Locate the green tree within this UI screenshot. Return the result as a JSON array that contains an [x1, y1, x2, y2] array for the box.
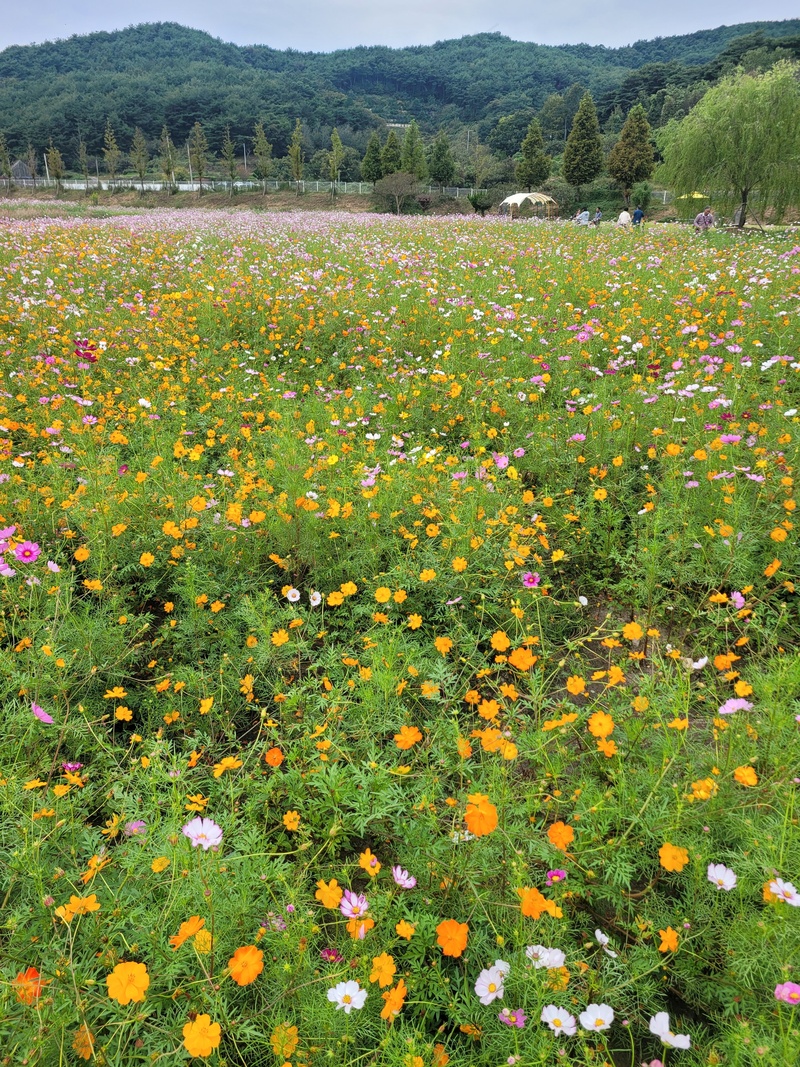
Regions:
[[46, 141, 64, 193], [103, 119, 122, 186], [360, 130, 383, 183], [25, 143, 38, 188], [563, 92, 604, 196], [538, 94, 566, 144], [0, 133, 11, 189], [130, 127, 150, 192], [188, 121, 210, 192], [159, 125, 176, 189], [381, 129, 402, 176], [607, 104, 655, 206], [252, 121, 273, 194], [373, 171, 419, 215], [77, 138, 90, 193], [487, 111, 534, 157], [661, 61, 800, 227], [401, 120, 427, 181], [288, 118, 304, 192], [516, 119, 551, 191], [221, 126, 237, 195], [328, 127, 345, 195], [428, 130, 456, 190]]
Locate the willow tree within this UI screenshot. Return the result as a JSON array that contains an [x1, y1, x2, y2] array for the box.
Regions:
[[661, 62, 800, 228]]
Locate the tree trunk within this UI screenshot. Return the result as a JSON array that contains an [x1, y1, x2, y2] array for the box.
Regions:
[[737, 188, 748, 228]]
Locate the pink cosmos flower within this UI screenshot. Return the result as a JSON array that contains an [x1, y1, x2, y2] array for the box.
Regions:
[[707, 863, 737, 891], [521, 571, 541, 588], [546, 869, 566, 886], [181, 816, 223, 851], [392, 865, 416, 888], [32, 702, 54, 724], [498, 1007, 527, 1028], [769, 879, 800, 906], [775, 982, 800, 1005], [718, 698, 752, 715], [339, 890, 369, 920]]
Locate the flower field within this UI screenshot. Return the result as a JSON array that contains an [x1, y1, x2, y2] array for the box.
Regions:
[[1, 206, 799, 1066]]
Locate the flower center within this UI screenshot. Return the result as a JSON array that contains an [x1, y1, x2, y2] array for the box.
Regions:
[[554, 1018, 562, 1028], [343, 995, 351, 1004], [488, 983, 496, 992], [595, 1017, 604, 1027]]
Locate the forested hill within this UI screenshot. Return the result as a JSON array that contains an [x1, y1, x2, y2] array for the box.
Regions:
[[1, 19, 799, 159]]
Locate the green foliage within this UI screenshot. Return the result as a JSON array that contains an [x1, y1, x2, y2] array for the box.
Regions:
[[188, 120, 210, 189], [381, 129, 402, 176], [427, 129, 456, 188], [0, 132, 10, 182], [563, 92, 604, 192], [288, 118, 304, 186], [487, 110, 534, 157], [158, 124, 176, 186], [45, 141, 64, 191], [660, 61, 800, 226], [515, 118, 551, 191], [401, 120, 428, 182], [252, 120, 273, 191], [360, 130, 383, 183], [606, 103, 655, 205], [328, 127, 345, 191], [129, 126, 150, 190], [102, 118, 121, 182]]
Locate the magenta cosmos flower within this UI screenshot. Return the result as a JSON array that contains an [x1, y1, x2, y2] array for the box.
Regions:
[[14, 541, 41, 564], [181, 816, 223, 850]]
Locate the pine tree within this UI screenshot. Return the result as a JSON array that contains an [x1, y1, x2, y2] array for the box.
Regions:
[[288, 119, 304, 192], [361, 131, 383, 183], [516, 119, 551, 191], [46, 141, 64, 193], [188, 121, 210, 192], [158, 126, 176, 188], [401, 120, 427, 181], [563, 92, 604, 196], [103, 119, 121, 186], [381, 130, 402, 176], [252, 121, 273, 195], [221, 126, 237, 195], [607, 104, 655, 206], [328, 127, 345, 195], [428, 130, 456, 190], [130, 127, 150, 192]]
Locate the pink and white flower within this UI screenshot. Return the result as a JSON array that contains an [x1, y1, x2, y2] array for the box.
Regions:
[[541, 1004, 576, 1036], [392, 865, 416, 888], [327, 980, 367, 1013], [769, 878, 800, 906], [526, 945, 565, 969], [707, 863, 737, 891], [181, 816, 223, 851], [649, 1012, 691, 1049], [579, 1003, 615, 1031], [339, 889, 369, 919], [475, 964, 505, 1005]]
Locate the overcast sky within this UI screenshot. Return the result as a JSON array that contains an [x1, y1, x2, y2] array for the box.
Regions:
[[1, 1, 797, 54]]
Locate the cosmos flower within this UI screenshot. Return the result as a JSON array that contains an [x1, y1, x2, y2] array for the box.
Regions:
[[181, 817, 223, 851]]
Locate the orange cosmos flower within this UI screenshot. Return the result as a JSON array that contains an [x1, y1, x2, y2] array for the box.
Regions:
[[395, 920, 415, 939], [394, 725, 422, 750], [587, 711, 615, 738], [265, 747, 284, 767], [464, 793, 498, 836], [659, 843, 689, 872], [369, 952, 396, 987], [170, 916, 205, 950], [517, 886, 562, 919], [622, 621, 644, 641], [72, 1023, 95, 1060], [13, 967, 48, 1004], [434, 636, 453, 655], [381, 978, 408, 1020], [182, 1014, 222, 1058], [436, 919, 469, 957], [359, 848, 381, 877], [282, 810, 300, 830], [547, 821, 574, 851], [270, 1023, 299, 1058], [565, 675, 586, 695], [106, 961, 150, 1004], [659, 926, 679, 952], [490, 630, 511, 651], [734, 765, 758, 787], [228, 945, 264, 986], [508, 645, 536, 671], [315, 879, 343, 908]]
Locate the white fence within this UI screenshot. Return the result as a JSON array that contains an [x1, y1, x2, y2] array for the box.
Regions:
[[5, 177, 486, 198]]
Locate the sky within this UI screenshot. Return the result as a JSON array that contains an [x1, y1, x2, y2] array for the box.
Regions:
[[1, 0, 797, 54]]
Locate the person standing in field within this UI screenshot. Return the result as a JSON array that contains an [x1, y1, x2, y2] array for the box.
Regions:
[[694, 206, 714, 232], [633, 205, 644, 226], [617, 208, 632, 228]]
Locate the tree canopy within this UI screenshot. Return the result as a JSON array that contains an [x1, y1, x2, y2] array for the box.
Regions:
[[563, 92, 603, 192], [607, 104, 655, 205], [660, 61, 800, 226]]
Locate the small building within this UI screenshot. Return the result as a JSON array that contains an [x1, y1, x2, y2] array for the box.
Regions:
[[500, 192, 558, 218], [11, 160, 32, 180]]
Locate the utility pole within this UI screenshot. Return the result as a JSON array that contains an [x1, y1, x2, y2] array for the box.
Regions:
[[243, 142, 247, 174], [187, 144, 193, 184]]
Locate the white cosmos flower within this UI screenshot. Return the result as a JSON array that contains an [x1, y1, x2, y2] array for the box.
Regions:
[[540, 1004, 576, 1036], [579, 1003, 614, 1031], [769, 878, 800, 905], [474, 965, 505, 1005], [308, 591, 322, 607], [649, 1011, 691, 1049], [327, 980, 367, 1013], [493, 958, 511, 976], [595, 929, 618, 958], [526, 945, 566, 969], [285, 587, 301, 603], [707, 863, 737, 891]]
